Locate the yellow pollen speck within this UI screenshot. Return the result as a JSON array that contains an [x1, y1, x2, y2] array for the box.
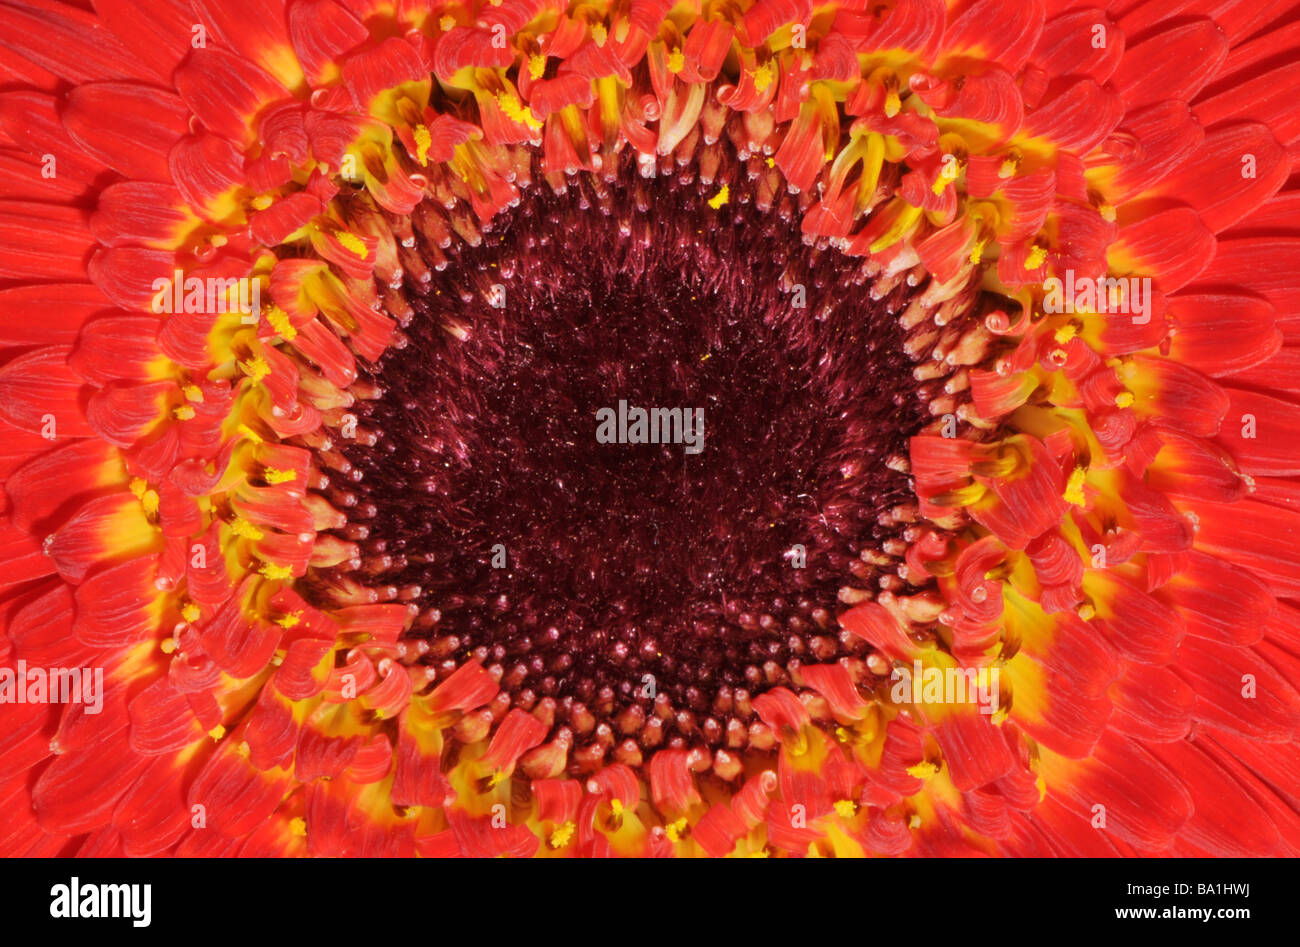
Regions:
[[290, 817, 308, 837], [907, 761, 939, 780], [182, 385, 203, 404], [266, 305, 296, 341], [666, 48, 685, 73], [439, 15, 455, 30], [1098, 202, 1116, 222], [592, 22, 607, 46], [1053, 323, 1078, 344], [240, 356, 270, 383], [833, 799, 856, 819], [884, 89, 901, 117], [834, 726, 852, 743], [488, 769, 508, 788], [412, 124, 431, 166], [250, 194, 274, 211], [665, 817, 688, 842], [230, 518, 265, 541], [969, 239, 986, 265], [1024, 244, 1048, 269], [550, 822, 575, 848], [529, 54, 546, 80], [753, 63, 774, 92], [337, 230, 369, 258], [909, 814, 922, 829], [708, 185, 729, 209], [610, 798, 625, 816], [999, 155, 1020, 178], [1064, 466, 1088, 507], [160, 638, 177, 654], [766, 157, 775, 168], [264, 467, 297, 484], [496, 91, 541, 129], [1078, 603, 1096, 621], [140, 489, 159, 516], [173, 404, 196, 420], [1115, 391, 1135, 408], [260, 562, 294, 581], [276, 611, 302, 629], [129, 477, 147, 499], [208, 725, 226, 741], [180, 602, 201, 623]]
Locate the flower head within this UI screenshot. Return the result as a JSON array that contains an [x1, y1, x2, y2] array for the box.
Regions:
[[1, 0, 1298, 858]]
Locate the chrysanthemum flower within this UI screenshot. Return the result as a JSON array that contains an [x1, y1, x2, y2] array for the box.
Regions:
[[1, 0, 1298, 859]]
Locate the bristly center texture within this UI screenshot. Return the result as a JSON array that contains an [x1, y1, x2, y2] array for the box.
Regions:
[[323, 151, 932, 755]]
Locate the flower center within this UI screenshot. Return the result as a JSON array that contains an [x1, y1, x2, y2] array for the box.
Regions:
[[311, 147, 966, 768]]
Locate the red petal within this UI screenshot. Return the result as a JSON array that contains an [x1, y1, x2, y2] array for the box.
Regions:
[[1195, 61, 1300, 146], [1016, 656, 1110, 756], [928, 710, 1015, 791], [188, 744, 292, 836], [1111, 19, 1226, 112], [288, 0, 368, 84], [127, 677, 205, 755], [693, 804, 747, 857], [0, 345, 92, 437], [90, 182, 192, 249], [1188, 237, 1300, 342], [1029, 9, 1122, 83], [1112, 208, 1215, 293], [174, 48, 288, 144], [45, 492, 151, 583], [0, 518, 53, 590], [1125, 355, 1228, 437], [192, 0, 305, 90], [428, 658, 498, 713], [0, 202, 92, 282], [482, 708, 547, 771], [839, 600, 920, 660], [73, 557, 159, 647], [1216, 387, 1300, 477], [91, 0, 193, 84], [1176, 635, 1300, 741], [63, 82, 189, 182], [1146, 740, 1279, 855], [1110, 663, 1194, 742], [0, 0, 156, 84], [1166, 293, 1279, 376], [1152, 124, 1288, 232], [1191, 497, 1300, 597], [33, 732, 149, 834], [86, 247, 176, 311], [1047, 734, 1191, 850], [68, 315, 163, 385], [648, 748, 701, 813], [85, 381, 170, 448], [1108, 101, 1203, 201], [0, 285, 115, 349], [112, 754, 193, 856], [941, 0, 1044, 73], [1088, 571, 1185, 665]]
